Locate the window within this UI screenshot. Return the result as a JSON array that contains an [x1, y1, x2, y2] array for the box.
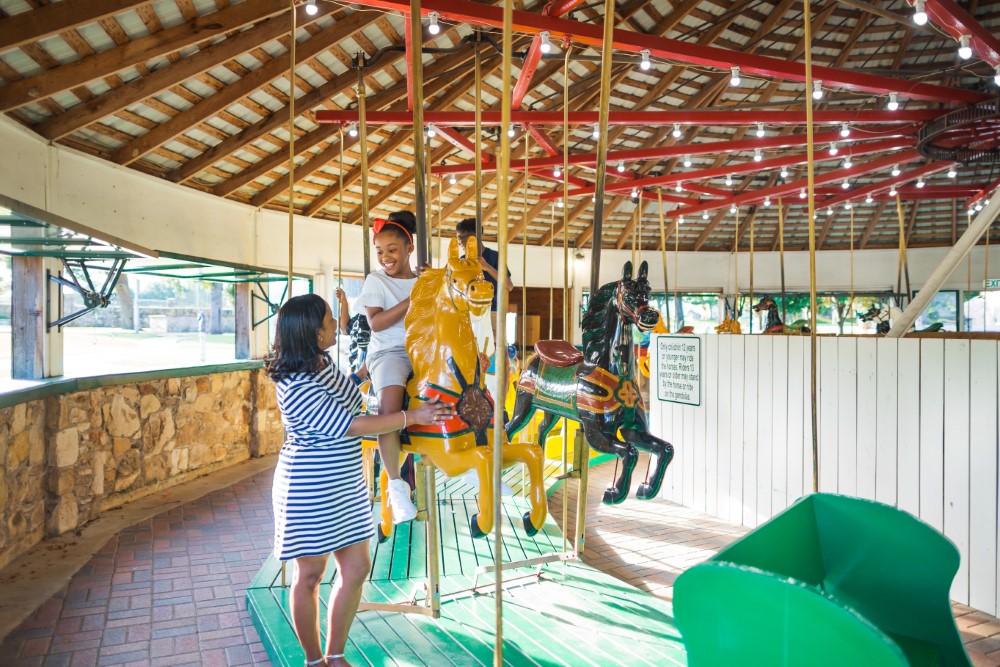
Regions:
[[912, 290, 958, 332], [650, 293, 720, 334], [962, 291, 1000, 332]]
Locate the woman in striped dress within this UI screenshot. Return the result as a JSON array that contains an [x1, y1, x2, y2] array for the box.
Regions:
[[266, 294, 454, 667]]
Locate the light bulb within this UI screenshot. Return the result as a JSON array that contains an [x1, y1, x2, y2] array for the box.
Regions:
[[557, 199, 564, 208], [976, 202, 983, 211], [813, 80, 823, 100], [702, 211, 709, 220], [754, 148, 762, 162], [631, 188, 639, 199], [679, 215, 685, 225], [539, 31, 551, 54], [725, 174, 733, 186], [780, 166, 789, 179], [730, 66, 741, 87], [799, 188, 806, 199], [913, 0, 928, 25], [841, 180, 850, 190], [428, 11, 440, 34], [891, 164, 901, 176], [843, 156, 853, 169], [449, 174, 457, 185], [591, 195, 596, 202], [845, 202, 852, 210], [829, 142, 839, 156], [827, 207, 833, 216], [617, 160, 625, 173], [640, 49, 651, 71], [756, 122, 765, 138], [887, 92, 899, 111], [683, 154, 692, 167], [840, 122, 851, 138], [889, 186, 897, 196], [347, 121, 358, 137], [764, 196, 771, 207], [672, 123, 682, 138], [553, 167, 561, 178], [306, 0, 318, 16], [866, 193, 873, 204], [958, 35, 972, 60], [592, 124, 599, 139], [730, 204, 738, 214], [916, 178, 925, 188], [675, 182, 683, 193], [995, 66, 1000, 86], [427, 124, 436, 138], [969, 207, 975, 215], [948, 166, 957, 178]]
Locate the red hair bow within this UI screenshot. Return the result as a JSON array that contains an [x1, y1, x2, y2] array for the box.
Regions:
[[372, 217, 412, 242]]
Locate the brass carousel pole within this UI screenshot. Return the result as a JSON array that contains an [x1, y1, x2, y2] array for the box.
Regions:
[[657, 189, 671, 332], [410, 1, 429, 268], [474, 31, 484, 247], [357, 62, 372, 276], [803, 0, 820, 493], [493, 1, 514, 663], [576, 0, 615, 558]]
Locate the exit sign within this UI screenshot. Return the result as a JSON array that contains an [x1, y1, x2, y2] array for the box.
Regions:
[[986, 279, 1000, 290]]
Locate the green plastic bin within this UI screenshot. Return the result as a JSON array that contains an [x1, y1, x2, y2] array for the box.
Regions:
[[674, 493, 971, 667]]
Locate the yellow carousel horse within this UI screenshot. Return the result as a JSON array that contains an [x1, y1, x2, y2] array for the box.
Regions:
[[377, 237, 547, 540]]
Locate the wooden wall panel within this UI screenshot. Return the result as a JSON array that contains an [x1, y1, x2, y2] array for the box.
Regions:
[[716, 336, 733, 520], [786, 337, 806, 504], [705, 336, 719, 517], [819, 338, 839, 493], [856, 338, 878, 500], [742, 337, 759, 527], [729, 336, 745, 525], [837, 337, 858, 498], [943, 340, 971, 602], [756, 336, 774, 527], [968, 342, 998, 615], [897, 339, 922, 518], [770, 337, 789, 515], [874, 338, 898, 506], [919, 339, 945, 532]]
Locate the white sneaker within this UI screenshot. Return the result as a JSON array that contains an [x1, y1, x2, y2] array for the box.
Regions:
[[386, 478, 417, 524], [459, 469, 514, 496]]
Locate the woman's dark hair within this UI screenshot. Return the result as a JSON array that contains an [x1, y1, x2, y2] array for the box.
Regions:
[[264, 293, 328, 380], [376, 209, 417, 244]]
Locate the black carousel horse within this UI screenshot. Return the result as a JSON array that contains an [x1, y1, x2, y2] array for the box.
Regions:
[[858, 304, 944, 335], [347, 313, 371, 372], [506, 260, 674, 505]]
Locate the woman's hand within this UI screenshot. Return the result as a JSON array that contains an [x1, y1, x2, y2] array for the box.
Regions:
[[406, 396, 455, 426]]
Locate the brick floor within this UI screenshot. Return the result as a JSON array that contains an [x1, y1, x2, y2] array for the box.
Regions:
[[2, 458, 998, 666]]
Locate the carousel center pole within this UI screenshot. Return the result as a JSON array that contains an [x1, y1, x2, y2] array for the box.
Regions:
[[493, 1, 514, 663]]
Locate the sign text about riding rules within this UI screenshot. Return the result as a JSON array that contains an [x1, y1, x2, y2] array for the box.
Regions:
[[656, 335, 701, 406]]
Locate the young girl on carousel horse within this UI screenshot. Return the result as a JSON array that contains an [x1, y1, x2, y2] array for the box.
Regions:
[[356, 210, 421, 525]]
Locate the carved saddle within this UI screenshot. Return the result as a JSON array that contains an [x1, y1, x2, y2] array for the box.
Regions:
[[535, 339, 583, 367]]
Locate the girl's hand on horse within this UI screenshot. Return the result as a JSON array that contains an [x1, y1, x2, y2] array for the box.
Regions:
[[406, 396, 455, 426]]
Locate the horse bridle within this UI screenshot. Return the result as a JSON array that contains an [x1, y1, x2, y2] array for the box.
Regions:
[[616, 280, 657, 332]]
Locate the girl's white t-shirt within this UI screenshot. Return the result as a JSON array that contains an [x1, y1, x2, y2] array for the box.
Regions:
[[357, 270, 417, 356]]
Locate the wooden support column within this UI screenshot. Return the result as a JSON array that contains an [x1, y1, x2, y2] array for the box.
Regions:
[[235, 282, 253, 360], [12, 256, 63, 379]]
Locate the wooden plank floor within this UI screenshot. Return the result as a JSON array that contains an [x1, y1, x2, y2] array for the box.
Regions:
[[247, 458, 687, 666]]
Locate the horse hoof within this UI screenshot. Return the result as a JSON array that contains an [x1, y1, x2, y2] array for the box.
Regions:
[[636, 483, 655, 500], [522, 511, 539, 537], [376, 524, 390, 544], [469, 514, 486, 539], [602, 487, 627, 505]]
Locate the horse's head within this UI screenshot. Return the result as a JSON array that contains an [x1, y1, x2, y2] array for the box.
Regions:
[[753, 296, 776, 313], [857, 305, 881, 322], [616, 260, 659, 331], [445, 237, 493, 317]]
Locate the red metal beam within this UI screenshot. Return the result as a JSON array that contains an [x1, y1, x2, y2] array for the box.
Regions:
[[663, 149, 928, 218], [525, 123, 634, 181], [817, 163, 952, 210], [965, 176, 1000, 208], [511, 0, 585, 109], [921, 0, 1000, 66], [316, 109, 940, 128], [536, 136, 915, 199], [435, 126, 492, 164], [435, 125, 919, 176], [350, 0, 987, 103]]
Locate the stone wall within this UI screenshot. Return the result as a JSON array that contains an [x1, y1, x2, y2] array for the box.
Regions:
[[0, 367, 281, 571]]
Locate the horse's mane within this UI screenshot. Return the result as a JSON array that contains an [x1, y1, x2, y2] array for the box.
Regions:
[[405, 268, 445, 375], [581, 280, 617, 357]]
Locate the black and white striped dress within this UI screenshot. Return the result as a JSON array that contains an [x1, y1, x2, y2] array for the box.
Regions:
[[272, 359, 375, 560]]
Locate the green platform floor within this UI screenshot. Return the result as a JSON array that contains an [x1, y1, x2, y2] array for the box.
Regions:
[[247, 459, 687, 666]]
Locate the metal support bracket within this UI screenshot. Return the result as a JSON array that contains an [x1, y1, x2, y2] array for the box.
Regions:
[[47, 257, 127, 330], [251, 280, 286, 329]]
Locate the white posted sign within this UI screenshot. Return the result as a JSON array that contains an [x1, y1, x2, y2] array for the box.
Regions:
[[655, 335, 701, 406]]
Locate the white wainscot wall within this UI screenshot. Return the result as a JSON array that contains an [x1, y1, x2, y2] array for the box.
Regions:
[[650, 334, 1000, 616]]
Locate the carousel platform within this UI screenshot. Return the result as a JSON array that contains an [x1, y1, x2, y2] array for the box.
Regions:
[[246, 457, 687, 666]]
